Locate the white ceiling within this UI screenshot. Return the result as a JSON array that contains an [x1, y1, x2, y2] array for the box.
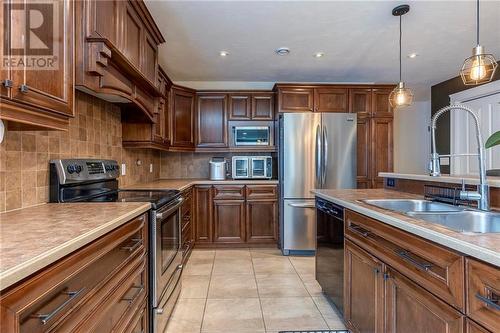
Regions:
[[145, 0, 500, 100]]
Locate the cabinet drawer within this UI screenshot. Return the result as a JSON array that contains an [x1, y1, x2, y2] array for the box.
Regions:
[[245, 185, 277, 199], [466, 258, 500, 332], [213, 185, 245, 200], [345, 210, 465, 310], [0, 214, 147, 333]]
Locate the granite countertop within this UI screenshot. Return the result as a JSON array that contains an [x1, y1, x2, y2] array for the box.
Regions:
[[124, 178, 279, 191], [0, 202, 151, 291], [312, 188, 500, 267], [380, 172, 500, 188]]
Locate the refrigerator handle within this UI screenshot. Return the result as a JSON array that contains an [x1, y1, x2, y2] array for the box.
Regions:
[[322, 125, 328, 187], [315, 124, 322, 188]]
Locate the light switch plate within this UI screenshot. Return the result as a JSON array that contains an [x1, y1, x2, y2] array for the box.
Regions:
[[121, 163, 126, 176], [149, 164, 153, 173]]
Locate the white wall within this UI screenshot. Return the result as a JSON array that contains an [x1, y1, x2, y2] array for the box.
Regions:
[[393, 100, 432, 174]]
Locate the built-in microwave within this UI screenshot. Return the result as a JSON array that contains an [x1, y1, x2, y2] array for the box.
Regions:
[[232, 156, 272, 179], [234, 126, 270, 146]]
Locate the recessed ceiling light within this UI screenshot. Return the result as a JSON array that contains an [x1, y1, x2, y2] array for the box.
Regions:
[[275, 47, 290, 56], [314, 52, 325, 58], [219, 51, 229, 57], [407, 52, 418, 58]]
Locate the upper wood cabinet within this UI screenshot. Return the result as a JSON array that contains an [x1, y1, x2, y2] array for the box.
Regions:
[[277, 87, 314, 112], [170, 86, 196, 149], [229, 94, 252, 120], [196, 94, 228, 148], [121, 2, 143, 70], [251, 93, 274, 120], [0, 0, 74, 130], [349, 89, 372, 117], [371, 88, 394, 117], [314, 88, 348, 112], [228, 92, 274, 120]]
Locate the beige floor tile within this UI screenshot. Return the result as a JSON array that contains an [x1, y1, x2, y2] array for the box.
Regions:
[[260, 297, 328, 331], [256, 273, 309, 297], [252, 257, 295, 275], [189, 249, 216, 260], [201, 298, 265, 332], [165, 298, 205, 333], [215, 248, 251, 260], [250, 248, 283, 258], [290, 256, 316, 277], [212, 258, 254, 275], [183, 258, 214, 276], [208, 274, 258, 299], [302, 278, 323, 296], [312, 295, 346, 330], [180, 275, 210, 299]]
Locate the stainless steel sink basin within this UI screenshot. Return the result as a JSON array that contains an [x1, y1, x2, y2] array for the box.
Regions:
[[406, 211, 500, 233], [362, 199, 463, 213]]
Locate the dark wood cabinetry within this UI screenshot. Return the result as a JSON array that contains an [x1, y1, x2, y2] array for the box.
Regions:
[[0, 0, 74, 130], [170, 86, 196, 149], [314, 88, 349, 112], [246, 200, 278, 243], [194, 186, 213, 244], [213, 200, 246, 243], [356, 117, 371, 189], [196, 94, 228, 148], [229, 94, 252, 120], [181, 187, 194, 261], [370, 117, 393, 188], [228, 93, 274, 120], [252, 93, 274, 120], [277, 87, 314, 112]]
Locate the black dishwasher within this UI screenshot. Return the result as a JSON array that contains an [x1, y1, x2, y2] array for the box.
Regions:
[[315, 197, 345, 315]]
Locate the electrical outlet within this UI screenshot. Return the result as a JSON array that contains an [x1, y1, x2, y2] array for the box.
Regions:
[[149, 163, 153, 173], [121, 163, 126, 176]]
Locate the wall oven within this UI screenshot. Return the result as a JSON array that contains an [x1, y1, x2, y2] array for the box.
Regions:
[[234, 126, 270, 146]]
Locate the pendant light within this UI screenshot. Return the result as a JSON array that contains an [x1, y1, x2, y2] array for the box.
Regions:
[[389, 4, 413, 108], [460, 0, 497, 85]]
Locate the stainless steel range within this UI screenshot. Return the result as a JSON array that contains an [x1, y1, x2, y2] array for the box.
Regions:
[[49, 159, 183, 333]]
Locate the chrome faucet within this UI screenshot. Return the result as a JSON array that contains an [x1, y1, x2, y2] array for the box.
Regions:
[[429, 103, 490, 211]]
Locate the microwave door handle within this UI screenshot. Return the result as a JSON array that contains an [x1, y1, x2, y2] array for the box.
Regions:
[[322, 126, 328, 187], [315, 124, 322, 188]]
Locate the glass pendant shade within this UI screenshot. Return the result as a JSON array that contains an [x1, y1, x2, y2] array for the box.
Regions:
[[389, 82, 414, 108], [460, 46, 498, 85]]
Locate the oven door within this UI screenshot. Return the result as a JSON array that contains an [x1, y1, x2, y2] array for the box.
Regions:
[[152, 196, 183, 307], [232, 158, 250, 179]]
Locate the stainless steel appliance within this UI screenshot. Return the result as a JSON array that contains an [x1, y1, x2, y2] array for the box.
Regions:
[[316, 197, 345, 314], [279, 113, 356, 255], [49, 159, 183, 333], [234, 126, 270, 146], [209, 157, 227, 180], [232, 156, 272, 179]]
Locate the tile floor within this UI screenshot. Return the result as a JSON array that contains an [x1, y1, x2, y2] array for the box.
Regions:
[[165, 248, 346, 333]]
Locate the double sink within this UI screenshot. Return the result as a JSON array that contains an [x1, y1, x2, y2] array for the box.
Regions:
[[361, 199, 500, 234]]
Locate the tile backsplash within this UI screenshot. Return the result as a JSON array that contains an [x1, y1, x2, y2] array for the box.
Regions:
[[0, 91, 161, 212]]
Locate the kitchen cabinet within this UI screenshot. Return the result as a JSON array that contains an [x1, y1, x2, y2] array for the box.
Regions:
[[277, 87, 314, 112], [0, 214, 148, 333], [251, 93, 274, 120], [0, 0, 74, 131], [229, 94, 252, 120], [196, 94, 228, 148], [181, 187, 194, 261], [170, 86, 196, 149], [246, 199, 278, 243], [371, 89, 393, 117], [385, 267, 465, 333], [344, 240, 384, 333], [370, 117, 394, 188], [356, 117, 371, 189], [228, 93, 274, 120], [314, 88, 349, 112], [194, 186, 213, 243], [213, 200, 246, 243], [349, 89, 372, 117], [467, 319, 492, 333]]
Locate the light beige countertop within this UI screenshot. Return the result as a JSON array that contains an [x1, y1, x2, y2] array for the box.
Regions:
[[312, 189, 500, 267], [0, 202, 151, 291], [124, 178, 279, 191], [379, 172, 500, 188]]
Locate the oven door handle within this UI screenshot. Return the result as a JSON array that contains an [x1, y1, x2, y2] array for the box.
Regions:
[[156, 197, 184, 219]]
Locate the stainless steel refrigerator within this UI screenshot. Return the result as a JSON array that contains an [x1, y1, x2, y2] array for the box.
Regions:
[[279, 112, 357, 255]]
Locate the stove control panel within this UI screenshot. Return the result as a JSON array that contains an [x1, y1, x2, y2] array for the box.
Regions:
[[50, 159, 120, 184]]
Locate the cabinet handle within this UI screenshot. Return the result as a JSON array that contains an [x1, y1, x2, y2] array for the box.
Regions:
[[19, 84, 29, 93], [476, 293, 500, 311], [31, 288, 85, 324], [395, 249, 432, 272], [121, 284, 144, 304], [121, 238, 142, 252], [2, 79, 13, 88], [348, 223, 372, 238], [373, 267, 380, 274]]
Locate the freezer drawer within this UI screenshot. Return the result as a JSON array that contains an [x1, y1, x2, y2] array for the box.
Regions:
[[283, 199, 316, 253]]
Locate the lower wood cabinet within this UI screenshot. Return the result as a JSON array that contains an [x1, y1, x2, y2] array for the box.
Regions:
[[246, 200, 278, 243], [213, 200, 246, 243], [194, 186, 213, 244], [181, 187, 194, 261]]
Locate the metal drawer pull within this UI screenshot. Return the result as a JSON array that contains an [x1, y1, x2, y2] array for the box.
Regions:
[[177, 264, 183, 270], [288, 203, 315, 209], [349, 224, 371, 237], [121, 284, 144, 304], [2, 79, 13, 88], [476, 293, 500, 311], [19, 84, 29, 93], [121, 238, 142, 252], [31, 288, 85, 324], [396, 249, 432, 271]]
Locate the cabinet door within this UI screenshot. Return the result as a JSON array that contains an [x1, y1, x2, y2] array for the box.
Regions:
[[228, 94, 251, 120], [344, 240, 384, 333], [213, 200, 245, 243], [171, 87, 195, 148], [357, 117, 371, 189], [153, 98, 165, 144], [371, 89, 393, 117], [194, 186, 213, 243], [466, 319, 491, 333], [370, 117, 393, 188], [278, 88, 314, 112], [385, 267, 465, 333], [85, 0, 118, 46], [252, 93, 274, 120], [121, 2, 142, 70], [142, 31, 158, 85], [10, 0, 74, 116], [314, 88, 348, 112], [196, 94, 228, 147], [246, 200, 277, 243], [350, 89, 372, 117]]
